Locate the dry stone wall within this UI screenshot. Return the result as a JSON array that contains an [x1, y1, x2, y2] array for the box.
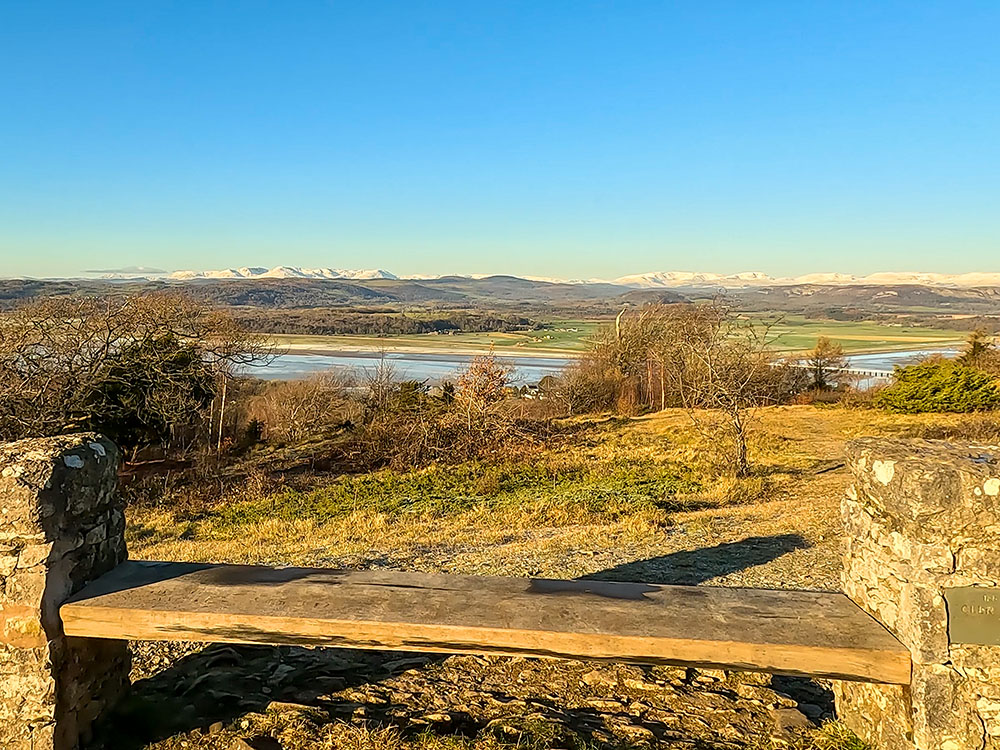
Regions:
[[0, 434, 130, 750], [837, 437, 1000, 750]]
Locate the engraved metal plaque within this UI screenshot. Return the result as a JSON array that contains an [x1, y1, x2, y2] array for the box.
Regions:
[[945, 587, 1000, 645]]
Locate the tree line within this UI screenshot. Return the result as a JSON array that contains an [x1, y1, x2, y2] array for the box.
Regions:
[[233, 308, 539, 336], [8, 292, 995, 484], [0, 293, 540, 473], [0, 294, 855, 479]]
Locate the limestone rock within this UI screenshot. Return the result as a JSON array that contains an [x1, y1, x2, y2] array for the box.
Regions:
[[840, 438, 1000, 750], [0, 434, 129, 750]]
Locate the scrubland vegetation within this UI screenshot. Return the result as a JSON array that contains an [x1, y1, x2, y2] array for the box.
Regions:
[[3, 290, 1000, 750], [874, 330, 1000, 413], [147, 703, 869, 750], [3, 291, 999, 571]]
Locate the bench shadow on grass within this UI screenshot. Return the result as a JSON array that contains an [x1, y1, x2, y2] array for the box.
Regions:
[[87, 533, 814, 750], [583, 533, 811, 586]]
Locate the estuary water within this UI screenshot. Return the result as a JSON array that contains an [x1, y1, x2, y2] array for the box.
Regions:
[[242, 346, 961, 385], [245, 350, 575, 384], [843, 347, 960, 374]]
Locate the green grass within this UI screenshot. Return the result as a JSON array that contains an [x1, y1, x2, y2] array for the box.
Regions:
[[271, 315, 965, 358], [208, 457, 701, 530], [758, 314, 965, 354], [271, 319, 603, 355]]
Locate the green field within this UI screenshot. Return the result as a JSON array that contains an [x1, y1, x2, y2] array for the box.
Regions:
[[763, 315, 966, 353], [271, 319, 605, 355], [270, 316, 967, 357]]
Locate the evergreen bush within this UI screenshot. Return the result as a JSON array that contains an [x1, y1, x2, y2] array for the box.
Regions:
[[876, 361, 1000, 413]]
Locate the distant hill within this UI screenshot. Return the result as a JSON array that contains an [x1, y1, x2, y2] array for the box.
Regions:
[[400, 275, 644, 303], [612, 270, 1000, 289], [0, 276, 651, 309], [159, 266, 1000, 290], [729, 283, 1000, 315], [168, 266, 398, 281], [2, 277, 997, 323]]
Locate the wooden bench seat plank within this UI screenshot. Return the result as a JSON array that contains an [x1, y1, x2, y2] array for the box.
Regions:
[[60, 561, 911, 684]]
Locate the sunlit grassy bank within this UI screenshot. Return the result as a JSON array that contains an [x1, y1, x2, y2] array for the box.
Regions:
[[764, 315, 965, 353], [128, 405, 988, 579], [271, 319, 603, 356]]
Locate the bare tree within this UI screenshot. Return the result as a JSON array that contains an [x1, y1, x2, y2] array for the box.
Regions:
[[0, 293, 272, 453], [592, 301, 729, 413], [576, 301, 791, 476], [669, 309, 781, 478], [958, 330, 1000, 376], [600, 303, 672, 412]]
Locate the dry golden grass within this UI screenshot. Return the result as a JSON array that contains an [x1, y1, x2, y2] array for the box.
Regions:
[[127, 404, 984, 586]]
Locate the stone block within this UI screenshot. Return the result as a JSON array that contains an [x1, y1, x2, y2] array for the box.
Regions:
[[911, 663, 986, 750], [0, 434, 130, 750], [896, 583, 950, 664], [840, 438, 1000, 750], [834, 680, 914, 750], [958, 547, 1000, 582], [846, 438, 1000, 545]]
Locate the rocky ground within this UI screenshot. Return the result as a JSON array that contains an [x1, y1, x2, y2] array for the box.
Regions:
[[89, 641, 842, 750]]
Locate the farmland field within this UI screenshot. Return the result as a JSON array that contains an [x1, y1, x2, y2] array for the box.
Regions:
[[268, 315, 966, 358], [762, 315, 966, 353], [270, 319, 604, 355]]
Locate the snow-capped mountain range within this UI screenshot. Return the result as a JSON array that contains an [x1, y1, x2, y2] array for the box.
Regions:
[[610, 270, 1000, 288], [150, 266, 1000, 289], [167, 266, 399, 281]]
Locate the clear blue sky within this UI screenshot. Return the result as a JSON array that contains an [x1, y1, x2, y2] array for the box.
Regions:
[[2, 1, 998, 279]]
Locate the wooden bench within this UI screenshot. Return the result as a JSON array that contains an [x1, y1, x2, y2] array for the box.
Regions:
[[60, 560, 911, 685]]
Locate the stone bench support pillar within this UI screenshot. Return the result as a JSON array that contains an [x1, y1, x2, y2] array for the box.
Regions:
[[837, 438, 1000, 750], [1, 434, 130, 750]]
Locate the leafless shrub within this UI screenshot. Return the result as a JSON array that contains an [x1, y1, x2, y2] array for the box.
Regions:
[[247, 371, 357, 443], [455, 350, 513, 429], [350, 350, 539, 470], [362, 350, 399, 419], [551, 355, 623, 415]]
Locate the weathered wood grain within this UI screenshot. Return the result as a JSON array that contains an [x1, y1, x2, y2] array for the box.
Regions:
[[60, 561, 911, 684]]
